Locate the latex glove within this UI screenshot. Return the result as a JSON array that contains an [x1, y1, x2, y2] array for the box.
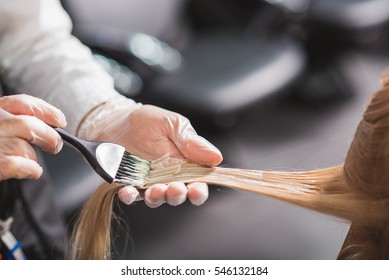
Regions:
[[0, 94, 66, 180], [78, 95, 223, 207]]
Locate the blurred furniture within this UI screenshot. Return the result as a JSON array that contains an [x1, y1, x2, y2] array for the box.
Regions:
[[147, 35, 305, 122], [308, 0, 389, 41]]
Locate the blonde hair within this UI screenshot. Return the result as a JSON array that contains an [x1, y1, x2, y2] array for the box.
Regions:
[[70, 76, 389, 260]]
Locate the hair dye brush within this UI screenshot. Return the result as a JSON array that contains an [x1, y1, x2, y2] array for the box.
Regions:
[[54, 128, 150, 187]]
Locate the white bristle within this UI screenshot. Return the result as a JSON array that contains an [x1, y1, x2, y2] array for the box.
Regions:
[[114, 151, 151, 188]]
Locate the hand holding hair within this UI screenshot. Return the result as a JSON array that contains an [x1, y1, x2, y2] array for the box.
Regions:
[[77, 95, 223, 208], [71, 73, 389, 259]]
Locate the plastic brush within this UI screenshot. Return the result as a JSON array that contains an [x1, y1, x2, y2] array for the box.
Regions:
[[54, 128, 150, 188]]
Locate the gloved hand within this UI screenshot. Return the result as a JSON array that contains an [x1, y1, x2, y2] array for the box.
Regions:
[[78, 95, 223, 207], [0, 94, 66, 180]]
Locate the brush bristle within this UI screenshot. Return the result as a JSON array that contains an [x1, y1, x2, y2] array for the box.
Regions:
[[114, 151, 151, 188]]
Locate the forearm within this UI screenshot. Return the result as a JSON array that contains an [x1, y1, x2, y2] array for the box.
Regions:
[[0, 0, 125, 134]]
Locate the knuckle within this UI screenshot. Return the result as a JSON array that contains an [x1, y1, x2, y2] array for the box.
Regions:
[[145, 184, 166, 205], [13, 114, 27, 126], [0, 137, 14, 152], [13, 115, 59, 153], [14, 138, 37, 159], [0, 117, 11, 132], [14, 116, 35, 141], [50, 140, 60, 154]]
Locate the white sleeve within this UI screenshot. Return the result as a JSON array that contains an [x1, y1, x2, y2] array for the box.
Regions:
[[0, 0, 130, 134]]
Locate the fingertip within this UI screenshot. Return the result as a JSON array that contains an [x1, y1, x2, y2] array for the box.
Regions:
[[166, 182, 188, 206], [56, 109, 67, 128], [118, 186, 139, 205], [44, 130, 64, 155], [21, 160, 43, 180], [54, 138, 64, 154], [188, 182, 209, 206], [144, 184, 167, 208], [205, 150, 223, 166], [49, 112, 67, 129], [24, 160, 43, 180], [182, 136, 223, 166], [48, 107, 67, 128], [191, 148, 223, 166], [32, 164, 43, 179]]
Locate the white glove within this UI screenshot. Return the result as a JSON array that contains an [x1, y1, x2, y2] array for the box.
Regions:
[[78, 95, 223, 207]]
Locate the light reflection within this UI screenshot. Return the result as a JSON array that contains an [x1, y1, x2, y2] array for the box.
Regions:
[[93, 53, 143, 96], [127, 33, 182, 72]]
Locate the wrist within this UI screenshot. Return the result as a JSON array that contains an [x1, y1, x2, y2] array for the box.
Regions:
[[77, 95, 142, 140]]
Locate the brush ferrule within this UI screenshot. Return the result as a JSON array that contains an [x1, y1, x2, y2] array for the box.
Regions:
[[96, 143, 126, 181]]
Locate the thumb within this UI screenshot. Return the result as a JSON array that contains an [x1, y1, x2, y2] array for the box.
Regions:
[[168, 115, 223, 166]]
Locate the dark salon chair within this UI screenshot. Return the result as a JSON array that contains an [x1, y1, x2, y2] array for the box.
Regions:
[[294, 0, 389, 103], [62, 0, 389, 123], [267, 0, 389, 33], [146, 35, 305, 125], [308, 0, 389, 39]]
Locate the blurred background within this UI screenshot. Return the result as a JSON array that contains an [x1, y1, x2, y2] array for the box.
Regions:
[[44, 0, 389, 259]]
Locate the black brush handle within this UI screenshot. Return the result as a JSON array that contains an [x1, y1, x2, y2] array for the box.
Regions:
[[54, 127, 99, 154], [54, 128, 94, 152], [54, 127, 114, 183]]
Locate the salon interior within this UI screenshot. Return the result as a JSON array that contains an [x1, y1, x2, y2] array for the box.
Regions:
[[44, 0, 389, 259]]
